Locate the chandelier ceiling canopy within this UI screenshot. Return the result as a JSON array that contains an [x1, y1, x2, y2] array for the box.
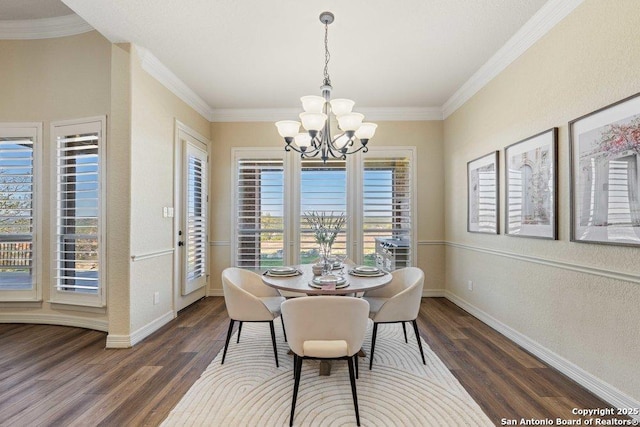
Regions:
[[275, 11, 377, 163]]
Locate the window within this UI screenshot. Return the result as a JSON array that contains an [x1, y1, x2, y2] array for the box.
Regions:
[[232, 148, 415, 270], [299, 159, 347, 264], [362, 152, 414, 267], [0, 123, 41, 301], [233, 153, 287, 269], [51, 117, 106, 307]]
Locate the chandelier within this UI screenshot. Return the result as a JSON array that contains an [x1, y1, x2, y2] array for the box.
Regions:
[[275, 11, 377, 163]]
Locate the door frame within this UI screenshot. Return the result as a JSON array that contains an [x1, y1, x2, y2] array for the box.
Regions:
[[173, 120, 210, 314]]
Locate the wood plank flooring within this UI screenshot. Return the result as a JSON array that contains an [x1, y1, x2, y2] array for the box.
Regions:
[[0, 297, 627, 426]]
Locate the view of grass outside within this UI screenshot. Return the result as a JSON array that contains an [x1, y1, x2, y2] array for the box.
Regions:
[[0, 136, 34, 290]]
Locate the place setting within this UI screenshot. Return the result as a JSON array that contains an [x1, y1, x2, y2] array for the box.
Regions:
[[262, 266, 302, 277], [348, 265, 386, 277]]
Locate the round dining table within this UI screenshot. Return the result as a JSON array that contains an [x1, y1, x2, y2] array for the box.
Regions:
[[261, 262, 392, 376], [261, 263, 392, 295]]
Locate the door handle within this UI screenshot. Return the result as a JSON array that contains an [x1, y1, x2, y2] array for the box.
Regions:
[[178, 241, 184, 247]]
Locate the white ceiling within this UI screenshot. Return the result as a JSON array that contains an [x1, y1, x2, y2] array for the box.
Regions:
[[3, 0, 579, 119]]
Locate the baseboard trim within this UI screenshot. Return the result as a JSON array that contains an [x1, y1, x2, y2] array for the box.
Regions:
[[445, 291, 640, 417], [423, 289, 446, 297], [106, 311, 175, 348], [0, 313, 108, 332]]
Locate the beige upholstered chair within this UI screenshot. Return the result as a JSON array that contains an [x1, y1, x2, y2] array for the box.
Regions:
[[221, 267, 286, 367], [363, 266, 425, 370], [281, 296, 369, 427]]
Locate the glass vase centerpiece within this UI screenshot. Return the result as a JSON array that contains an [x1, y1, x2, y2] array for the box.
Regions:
[[304, 211, 346, 275]]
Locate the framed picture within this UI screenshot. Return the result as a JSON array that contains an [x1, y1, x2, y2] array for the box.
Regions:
[[467, 151, 499, 234], [505, 128, 558, 239], [570, 92, 640, 246]]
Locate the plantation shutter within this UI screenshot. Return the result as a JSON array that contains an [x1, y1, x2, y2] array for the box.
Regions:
[[236, 158, 284, 268], [0, 135, 35, 290], [54, 127, 101, 294], [186, 149, 207, 283], [299, 159, 347, 263], [362, 155, 412, 267]]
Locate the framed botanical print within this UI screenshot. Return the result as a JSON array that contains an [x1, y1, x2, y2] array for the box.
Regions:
[[505, 128, 558, 239], [570, 92, 640, 246], [467, 151, 499, 234]]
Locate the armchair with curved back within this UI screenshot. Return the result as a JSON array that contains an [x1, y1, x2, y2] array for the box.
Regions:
[[221, 267, 286, 367], [362, 266, 425, 370], [281, 296, 369, 427]]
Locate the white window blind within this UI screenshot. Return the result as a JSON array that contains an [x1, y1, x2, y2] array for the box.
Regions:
[[0, 135, 35, 291], [186, 153, 207, 281], [362, 155, 412, 267], [235, 158, 285, 268], [53, 123, 102, 297], [299, 159, 347, 264]]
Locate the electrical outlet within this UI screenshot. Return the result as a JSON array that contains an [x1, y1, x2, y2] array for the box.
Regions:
[[153, 292, 160, 305], [467, 280, 473, 291]]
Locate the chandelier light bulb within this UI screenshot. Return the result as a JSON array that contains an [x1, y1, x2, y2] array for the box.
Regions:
[[337, 113, 364, 132], [334, 134, 351, 149], [299, 112, 327, 131], [355, 123, 378, 140], [301, 95, 326, 113], [330, 99, 355, 116], [275, 120, 301, 138], [294, 132, 312, 148]]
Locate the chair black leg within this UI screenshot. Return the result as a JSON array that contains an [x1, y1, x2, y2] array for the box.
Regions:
[[412, 319, 426, 365], [369, 323, 378, 370], [402, 322, 408, 343], [347, 356, 361, 426], [354, 354, 359, 379], [290, 354, 303, 427], [236, 321, 243, 344], [221, 319, 235, 365], [280, 315, 287, 342], [269, 320, 279, 368]]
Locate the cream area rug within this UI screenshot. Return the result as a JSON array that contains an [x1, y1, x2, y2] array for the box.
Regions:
[[162, 320, 493, 426]]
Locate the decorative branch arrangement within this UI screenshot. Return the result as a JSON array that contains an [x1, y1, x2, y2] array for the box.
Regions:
[[304, 211, 346, 247]]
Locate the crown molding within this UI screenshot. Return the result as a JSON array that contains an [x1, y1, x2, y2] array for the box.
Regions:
[[210, 106, 443, 122], [135, 46, 215, 121], [442, 0, 585, 119], [0, 14, 94, 40]]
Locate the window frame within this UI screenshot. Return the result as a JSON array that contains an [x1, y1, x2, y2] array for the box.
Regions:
[[231, 147, 416, 269], [50, 116, 106, 308], [358, 146, 417, 267], [231, 148, 291, 268], [0, 122, 42, 302]]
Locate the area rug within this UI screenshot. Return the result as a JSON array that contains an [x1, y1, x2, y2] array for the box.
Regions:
[[162, 320, 493, 426]]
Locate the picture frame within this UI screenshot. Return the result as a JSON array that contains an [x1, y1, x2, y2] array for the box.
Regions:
[[569, 92, 640, 246], [467, 151, 499, 234], [504, 128, 558, 239]]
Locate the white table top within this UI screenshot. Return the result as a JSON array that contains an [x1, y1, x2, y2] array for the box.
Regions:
[[261, 263, 392, 295]]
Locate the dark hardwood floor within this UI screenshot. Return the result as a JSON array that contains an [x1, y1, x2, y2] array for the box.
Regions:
[[0, 297, 626, 426]]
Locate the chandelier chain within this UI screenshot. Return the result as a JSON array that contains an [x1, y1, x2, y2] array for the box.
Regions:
[[323, 22, 331, 87]]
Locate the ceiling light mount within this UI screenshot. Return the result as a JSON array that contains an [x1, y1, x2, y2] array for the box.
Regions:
[[275, 11, 377, 163]]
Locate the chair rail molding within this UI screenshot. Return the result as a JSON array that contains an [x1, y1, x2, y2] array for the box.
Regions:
[[131, 248, 175, 262], [446, 241, 640, 285]]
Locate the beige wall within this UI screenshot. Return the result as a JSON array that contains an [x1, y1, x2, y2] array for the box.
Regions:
[[209, 120, 444, 294], [128, 46, 210, 335], [0, 32, 113, 329], [444, 0, 640, 402], [0, 33, 211, 345]]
